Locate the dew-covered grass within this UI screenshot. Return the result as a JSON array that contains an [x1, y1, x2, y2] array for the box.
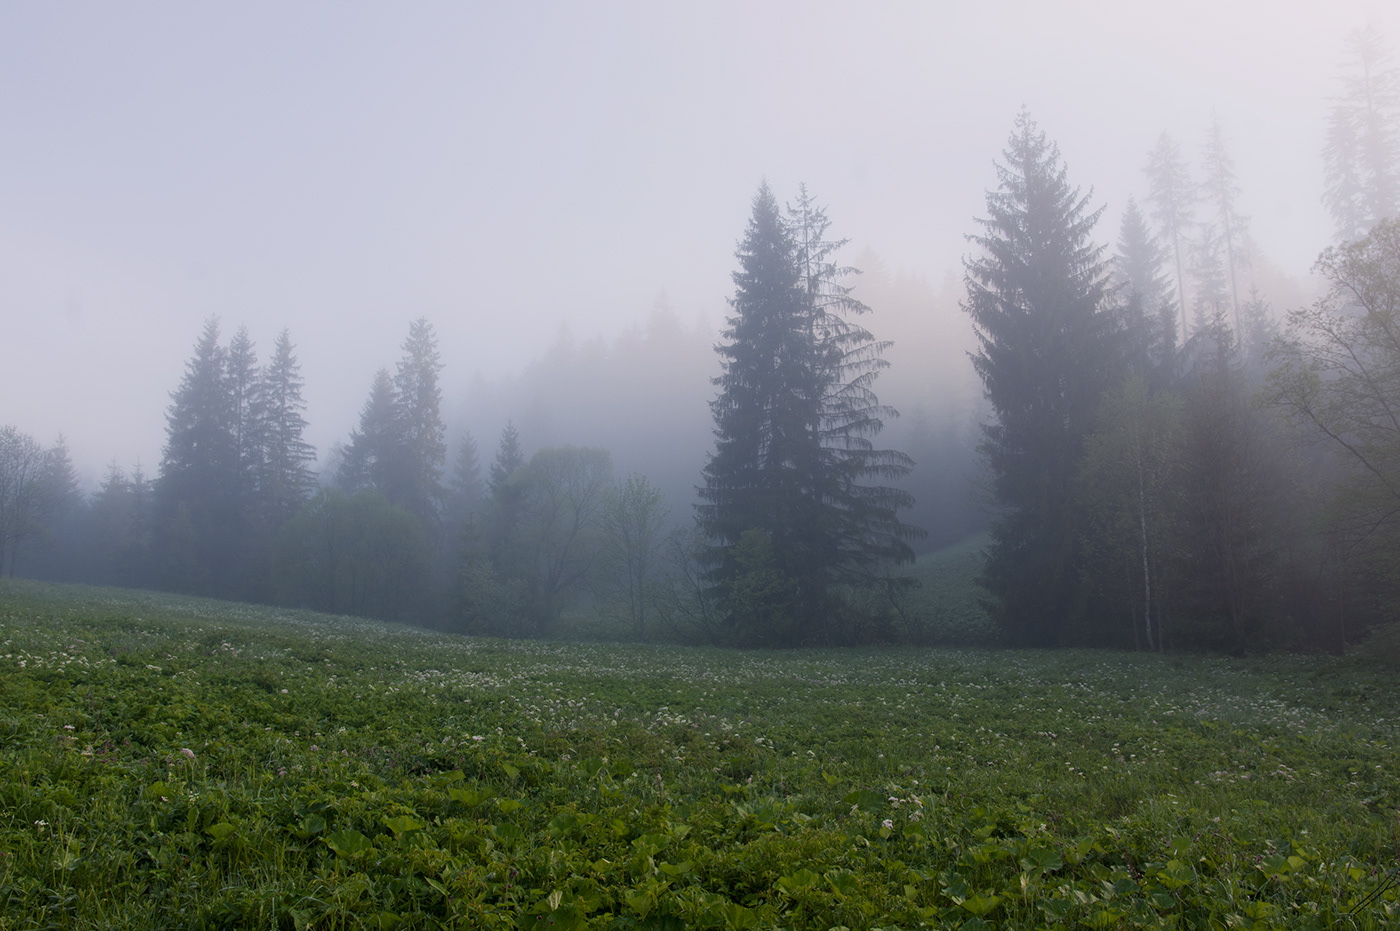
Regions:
[[1, 579, 1397, 929]]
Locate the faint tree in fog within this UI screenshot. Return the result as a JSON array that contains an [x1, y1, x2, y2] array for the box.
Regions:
[[1200, 116, 1248, 332], [392, 318, 446, 526], [1077, 376, 1182, 651], [0, 427, 78, 577], [226, 326, 262, 515], [156, 318, 241, 593], [445, 432, 483, 529], [1114, 197, 1178, 374], [1189, 224, 1232, 337], [271, 488, 431, 622], [963, 111, 1118, 646], [1323, 26, 1400, 242], [1271, 218, 1400, 627], [1145, 133, 1197, 345], [338, 369, 401, 496], [256, 329, 316, 526], [599, 472, 670, 639], [488, 422, 525, 493], [495, 446, 613, 635], [89, 462, 153, 586]]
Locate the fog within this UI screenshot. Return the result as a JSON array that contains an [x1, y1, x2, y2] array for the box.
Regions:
[[4, 1, 1397, 489]]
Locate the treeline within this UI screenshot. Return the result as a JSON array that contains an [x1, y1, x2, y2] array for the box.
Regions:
[[5, 29, 1400, 653], [968, 96, 1397, 653], [0, 317, 673, 638]]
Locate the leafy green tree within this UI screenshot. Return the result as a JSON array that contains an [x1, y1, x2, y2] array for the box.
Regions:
[[963, 111, 1120, 645], [271, 489, 431, 622], [698, 182, 916, 646], [0, 427, 77, 577], [599, 473, 670, 639], [494, 446, 613, 635], [1271, 218, 1400, 625], [1323, 26, 1400, 241]]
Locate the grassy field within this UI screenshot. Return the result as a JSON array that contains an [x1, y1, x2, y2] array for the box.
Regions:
[[1, 580, 1398, 929]]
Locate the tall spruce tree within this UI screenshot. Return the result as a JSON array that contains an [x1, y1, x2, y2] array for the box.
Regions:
[[156, 318, 240, 593], [1114, 197, 1177, 374], [257, 329, 316, 527], [1144, 133, 1196, 345], [698, 182, 916, 646], [392, 318, 446, 526], [963, 111, 1119, 646], [338, 369, 401, 496], [1323, 26, 1400, 241], [1201, 116, 1248, 333]]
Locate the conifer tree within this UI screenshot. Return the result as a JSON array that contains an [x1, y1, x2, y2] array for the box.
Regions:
[[1323, 26, 1400, 241], [392, 318, 446, 525], [1201, 116, 1249, 333], [1145, 133, 1196, 345], [489, 422, 525, 494], [257, 329, 316, 526], [963, 111, 1119, 645], [338, 369, 401, 496], [698, 182, 916, 645], [1114, 197, 1177, 373]]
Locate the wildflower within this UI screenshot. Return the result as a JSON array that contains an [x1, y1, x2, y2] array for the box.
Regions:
[[180, 747, 196, 761], [882, 819, 894, 830]]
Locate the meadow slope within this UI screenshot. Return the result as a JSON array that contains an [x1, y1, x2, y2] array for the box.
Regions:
[[1, 581, 1397, 929]]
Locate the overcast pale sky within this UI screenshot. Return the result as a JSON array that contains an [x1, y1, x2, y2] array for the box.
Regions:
[[4, 1, 1397, 482]]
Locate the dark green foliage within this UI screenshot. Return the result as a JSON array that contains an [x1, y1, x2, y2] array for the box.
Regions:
[[475, 446, 613, 636], [271, 489, 431, 622], [698, 183, 917, 645], [963, 112, 1120, 645]]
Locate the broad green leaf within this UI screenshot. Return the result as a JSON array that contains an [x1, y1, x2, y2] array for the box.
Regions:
[[325, 829, 374, 858], [960, 894, 1000, 917]]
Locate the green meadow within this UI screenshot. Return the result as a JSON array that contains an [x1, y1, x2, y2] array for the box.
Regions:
[[1, 580, 1397, 929]]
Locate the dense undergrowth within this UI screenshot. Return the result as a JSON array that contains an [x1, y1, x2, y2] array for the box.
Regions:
[[1, 580, 1398, 929]]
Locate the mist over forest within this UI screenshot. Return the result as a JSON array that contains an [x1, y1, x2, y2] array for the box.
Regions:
[[5, 6, 1400, 654]]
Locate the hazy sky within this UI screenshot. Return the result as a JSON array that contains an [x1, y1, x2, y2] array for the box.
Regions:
[[5, 1, 1398, 483]]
